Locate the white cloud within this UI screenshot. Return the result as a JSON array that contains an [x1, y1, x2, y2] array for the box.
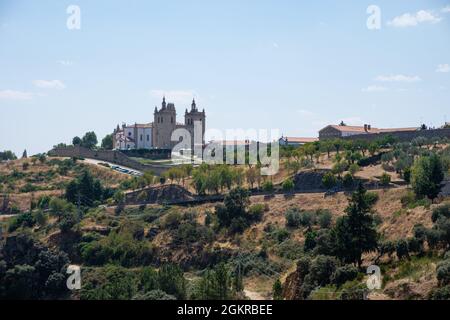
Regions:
[[272, 42, 279, 48], [436, 64, 450, 73], [387, 10, 441, 27], [362, 85, 388, 92], [0, 90, 34, 100], [375, 74, 421, 82], [442, 6, 450, 13], [57, 60, 74, 66], [149, 89, 197, 106], [33, 80, 66, 90]]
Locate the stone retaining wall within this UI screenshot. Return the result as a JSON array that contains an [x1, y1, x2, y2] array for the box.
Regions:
[[48, 146, 169, 175]]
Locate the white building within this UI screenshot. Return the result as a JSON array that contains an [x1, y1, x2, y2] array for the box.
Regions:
[[114, 123, 152, 150], [112, 97, 206, 151]]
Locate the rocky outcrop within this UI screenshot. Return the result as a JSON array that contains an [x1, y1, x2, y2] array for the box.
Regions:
[[126, 184, 195, 205]]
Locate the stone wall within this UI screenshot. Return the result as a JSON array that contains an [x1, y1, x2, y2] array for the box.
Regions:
[[48, 146, 169, 175], [343, 128, 450, 142]]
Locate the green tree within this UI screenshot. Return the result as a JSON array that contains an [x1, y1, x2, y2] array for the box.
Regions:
[[332, 184, 379, 267], [72, 136, 82, 145], [379, 172, 391, 186], [272, 279, 283, 300], [411, 154, 444, 199], [81, 131, 98, 149], [101, 134, 113, 150], [322, 172, 337, 189], [0, 150, 17, 161], [49, 197, 73, 222], [282, 179, 295, 192]]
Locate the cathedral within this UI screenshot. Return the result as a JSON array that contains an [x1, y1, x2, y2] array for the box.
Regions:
[[112, 97, 206, 150]]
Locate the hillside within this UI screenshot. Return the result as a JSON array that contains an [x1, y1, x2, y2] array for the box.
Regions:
[[1, 137, 450, 300]]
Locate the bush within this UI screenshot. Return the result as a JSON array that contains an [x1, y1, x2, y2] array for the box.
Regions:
[[132, 290, 176, 300], [80, 230, 153, 267], [436, 260, 450, 286], [282, 179, 295, 192], [322, 172, 337, 189], [248, 204, 265, 221], [348, 163, 360, 175], [262, 180, 274, 192], [396, 239, 409, 260], [379, 172, 391, 186], [304, 231, 317, 252], [342, 173, 354, 189], [285, 208, 302, 228], [430, 285, 450, 300], [411, 154, 444, 199], [8, 212, 36, 232], [317, 210, 332, 229], [332, 265, 359, 287], [432, 204, 450, 223], [162, 212, 182, 230]]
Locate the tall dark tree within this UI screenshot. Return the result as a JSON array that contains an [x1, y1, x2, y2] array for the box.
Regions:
[[411, 153, 444, 199], [101, 134, 114, 150], [72, 136, 82, 146], [81, 132, 98, 149], [332, 184, 378, 268]]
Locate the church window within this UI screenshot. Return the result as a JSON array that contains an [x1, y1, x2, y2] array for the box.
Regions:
[[140, 134, 143, 141], [171, 116, 174, 123], [147, 135, 150, 141]]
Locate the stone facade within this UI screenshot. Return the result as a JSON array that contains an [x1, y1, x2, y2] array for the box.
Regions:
[[113, 97, 206, 150], [319, 124, 419, 140]]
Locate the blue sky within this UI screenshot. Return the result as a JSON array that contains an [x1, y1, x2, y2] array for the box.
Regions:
[[0, 0, 449, 155]]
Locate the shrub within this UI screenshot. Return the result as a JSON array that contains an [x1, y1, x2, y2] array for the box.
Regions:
[[248, 204, 265, 221], [304, 231, 317, 252], [322, 172, 337, 189], [282, 179, 295, 192], [348, 163, 360, 175], [431, 204, 450, 223], [411, 154, 444, 199], [436, 260, 450, 286], [132, 290, 176, 300], [8, 212, 36, 232], [80, 230, 153, 267], [162, 212, 182, 230], [273, 228, 290, 243], [342, 173, 354, 189], [396, 239, 409, 260], [430, 285, 450, 300], [379, 172, 391, 186], [317, 210, 332, 229], [285, 208, 302, 228], [331, 265, 359, 287], [272, 279, 283, 300], [262, 180, 274, 192]]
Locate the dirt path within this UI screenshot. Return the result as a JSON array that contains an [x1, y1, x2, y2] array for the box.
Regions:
[[243, 289, 267, 300]]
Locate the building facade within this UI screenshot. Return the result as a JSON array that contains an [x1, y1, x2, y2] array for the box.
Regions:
[[319, 124, 419, 140], [113, 97, 206, 150]]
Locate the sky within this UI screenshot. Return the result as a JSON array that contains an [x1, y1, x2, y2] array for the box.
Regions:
[[0, 0, 449, 156]]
